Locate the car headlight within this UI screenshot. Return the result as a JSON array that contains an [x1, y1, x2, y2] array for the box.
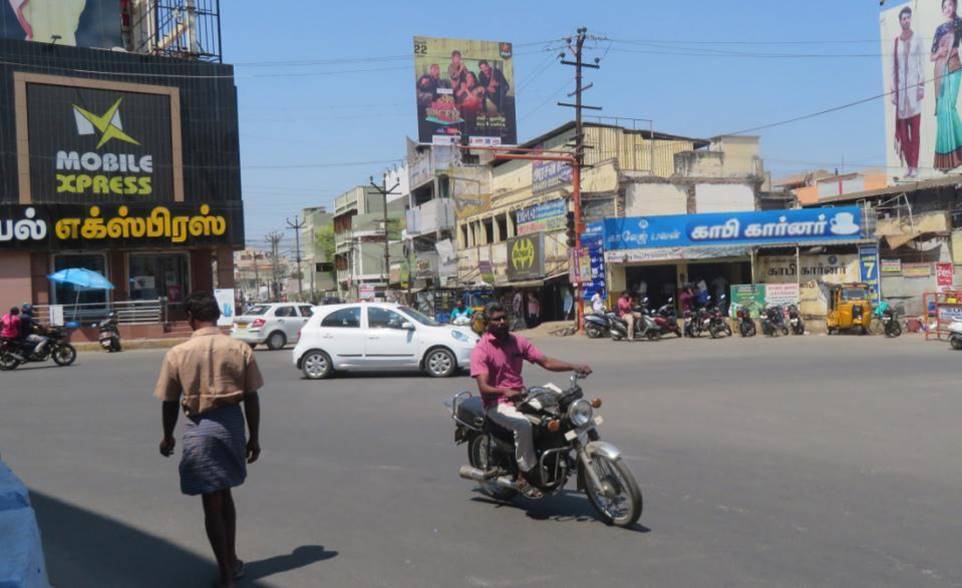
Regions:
[[451, 330, 470, 343], [567, 399, 593, 427]]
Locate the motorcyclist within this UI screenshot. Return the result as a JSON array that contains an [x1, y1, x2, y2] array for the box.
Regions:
[[469, 301, 591, 497], [450, 298, 474, 325], [19, 304, 49, 357]]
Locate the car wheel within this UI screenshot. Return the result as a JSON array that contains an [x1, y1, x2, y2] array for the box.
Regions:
[[425, 347, 457, 378], [301, 350, 333, 379], [266, 331, 286, 351]]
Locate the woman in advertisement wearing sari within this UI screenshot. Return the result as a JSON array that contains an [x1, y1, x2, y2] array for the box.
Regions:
[[932, 0, 962, 171]]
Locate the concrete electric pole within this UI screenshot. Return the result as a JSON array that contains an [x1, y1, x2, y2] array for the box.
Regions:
[[369, 176, 401, 294], [286, 215, 307, 297], [265, 231, 283, 300]]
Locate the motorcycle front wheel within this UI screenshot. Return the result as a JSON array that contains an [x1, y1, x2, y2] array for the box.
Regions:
[[468, 435, 518, 501], [51, 344, 77, 366], [581, 455, 642, 527], [724, 323, 733, 337], [886, 322, 902, 338], [585, 324, 603, 339]]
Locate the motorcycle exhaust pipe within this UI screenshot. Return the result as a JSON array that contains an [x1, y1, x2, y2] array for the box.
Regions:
[[458, 466, 518, 490]]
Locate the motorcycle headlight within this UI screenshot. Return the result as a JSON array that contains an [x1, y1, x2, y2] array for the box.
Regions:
[[567, 399, 593, 427]]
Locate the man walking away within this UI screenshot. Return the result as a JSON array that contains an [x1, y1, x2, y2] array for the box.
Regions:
[[893, 6, 925, 177], [154, 291, 263, 588]]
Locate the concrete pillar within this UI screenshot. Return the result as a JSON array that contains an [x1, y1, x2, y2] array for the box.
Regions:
[[216, 247, 235, 289], [0, 251, 32, 311], [29, 253, 49, 306]]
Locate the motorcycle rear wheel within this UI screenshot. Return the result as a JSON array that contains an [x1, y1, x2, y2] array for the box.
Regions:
[[951, 337, 962, 350], [468, 435, 518, 501], [0, 351, 20, 371], [581, 455, 642, 527], [52, 344, 77, 366]]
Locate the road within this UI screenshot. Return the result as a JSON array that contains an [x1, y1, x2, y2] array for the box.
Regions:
[[1, 333, 960, 587]]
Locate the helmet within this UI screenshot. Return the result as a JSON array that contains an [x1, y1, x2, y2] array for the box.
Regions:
[[21, 303, 32, 315]]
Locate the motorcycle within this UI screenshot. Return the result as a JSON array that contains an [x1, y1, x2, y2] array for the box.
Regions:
[[873, 301, 901, 338], [735, 305, 756, 337], [608, 303, 660, 341], [707, 295, 733, 338], [584, 311, 611, 339], [447, 373, 643, 527], [96, 312, 122, 352], [684, 303, 713, 338], [786, 304, 805, 335], [761, 305, 789, 337], [949, 320, 962, 350], [648, 298, 682, 338], [0, 326, 77, 371]]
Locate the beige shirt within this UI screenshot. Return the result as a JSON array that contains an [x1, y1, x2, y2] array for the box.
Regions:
[[153, 327, 264, 417]]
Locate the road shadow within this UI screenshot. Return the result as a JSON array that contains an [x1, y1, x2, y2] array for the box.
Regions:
[[469, 490, 651, 534], [29, 490, 336, 586], [301, 369, 470, 381]]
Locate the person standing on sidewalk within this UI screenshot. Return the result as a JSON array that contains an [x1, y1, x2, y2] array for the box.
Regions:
[[154, 291, 263, 588]]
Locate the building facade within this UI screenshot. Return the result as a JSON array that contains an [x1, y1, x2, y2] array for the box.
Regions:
[[332, 185, 405, 300]]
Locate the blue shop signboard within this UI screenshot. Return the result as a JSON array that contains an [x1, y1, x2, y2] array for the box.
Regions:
[[603, 206, 865, 250]]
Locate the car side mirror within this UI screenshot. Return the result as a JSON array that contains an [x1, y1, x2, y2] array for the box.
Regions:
[[401, 321, 415, 331]]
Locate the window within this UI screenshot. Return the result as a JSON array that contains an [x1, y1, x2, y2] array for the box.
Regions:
[[400, 306, 439, 326], [321, 307, 361, 328], [496, 214, 508, 242], [129, 253, 189, 304], [368, 307, 407, 329], [298, 305, 314, 317], [483, 218, 494, 245], [244, 305, 270, 316], [275, 306, 297, 317]]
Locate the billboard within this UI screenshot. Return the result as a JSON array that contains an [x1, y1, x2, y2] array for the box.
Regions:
[[506, 233, 545, 281], [413, 36, 516, 146], [880, 1, 962, 180], [17, 73, 181, 204], [516, 199, 566, 235], [0, 0, 122, 49]]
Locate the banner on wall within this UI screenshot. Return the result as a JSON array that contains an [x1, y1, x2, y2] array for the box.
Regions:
[[516, 199, 566, 235], [730, 283, 801, 318], [214, 289, 235, 327], [937, 261, 954, 291], [858, 245, 881, 302], [603, 207, 866, 251]]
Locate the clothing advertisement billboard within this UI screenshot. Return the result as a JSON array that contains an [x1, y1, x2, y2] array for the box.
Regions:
[[413, 36, 516, 146], [0, 0, 122, 49], [880, 1, 962, 180]]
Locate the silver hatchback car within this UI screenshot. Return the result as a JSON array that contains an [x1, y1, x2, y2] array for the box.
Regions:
[[231, 303, 313, 350]]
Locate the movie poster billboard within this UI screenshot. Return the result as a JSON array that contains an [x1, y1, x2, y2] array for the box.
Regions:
[[880, 1, 962, 181], [413, 36, 517, 146], [0, 0, 123, 49]]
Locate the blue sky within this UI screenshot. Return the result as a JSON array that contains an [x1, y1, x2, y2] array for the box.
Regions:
[[223, 0, 888, 248]]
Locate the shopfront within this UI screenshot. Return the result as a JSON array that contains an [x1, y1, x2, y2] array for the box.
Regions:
[[0, 38, 244, 320], [601, 207, 870, 312]]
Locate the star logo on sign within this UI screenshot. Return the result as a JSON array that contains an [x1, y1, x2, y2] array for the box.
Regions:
[[72, 97, 141, 149]]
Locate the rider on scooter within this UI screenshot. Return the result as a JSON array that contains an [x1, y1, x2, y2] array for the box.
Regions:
[[469, 302, 591, 497]]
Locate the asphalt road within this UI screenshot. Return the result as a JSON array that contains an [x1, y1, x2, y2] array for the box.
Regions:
[[1, 332, 961, 587]]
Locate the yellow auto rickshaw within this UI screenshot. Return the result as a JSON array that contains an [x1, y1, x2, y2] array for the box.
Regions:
[[826, 283, 874, 335]]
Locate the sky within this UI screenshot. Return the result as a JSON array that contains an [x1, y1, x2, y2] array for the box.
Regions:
[[222, 0, 890, 252]]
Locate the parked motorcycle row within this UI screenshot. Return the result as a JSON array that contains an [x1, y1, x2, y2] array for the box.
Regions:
[[585, 296, 904, 341]]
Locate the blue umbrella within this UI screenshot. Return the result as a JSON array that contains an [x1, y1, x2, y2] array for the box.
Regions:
[[48, 268, 115, 323], [48, 268, 114, 291]]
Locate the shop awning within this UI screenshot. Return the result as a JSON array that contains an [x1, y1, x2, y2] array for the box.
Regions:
[[498, 271, 568, 289], [753, 239, 875, 250]]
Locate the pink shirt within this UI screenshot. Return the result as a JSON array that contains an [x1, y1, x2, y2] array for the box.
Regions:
[[470, 332, 546, 407], [1, 314, 20, 339], [617, 297, 633, 317]]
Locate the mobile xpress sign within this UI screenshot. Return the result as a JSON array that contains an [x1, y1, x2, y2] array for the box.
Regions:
[[603, 207, 865, 250]]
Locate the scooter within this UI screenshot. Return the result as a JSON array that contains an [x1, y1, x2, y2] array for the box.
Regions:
[[584, 311, 611, 339], [761, 305, 789, 337], [949, 320, 962, 350], [735, 305, 756, 337], [786, 304, 805, 335], [608, 303, 660, 341], [97, 312, 122, 352], [649, 298, 682, 338]]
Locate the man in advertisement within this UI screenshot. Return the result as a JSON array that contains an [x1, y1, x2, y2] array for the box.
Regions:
[[478, 60, 510, 111], [892, 6, 925, 178]]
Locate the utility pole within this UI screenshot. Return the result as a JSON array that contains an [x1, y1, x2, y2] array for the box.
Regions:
[[309, 227, 316, 302], [286, 215, 307, 298], [558, 27, 601, 331], [369, 176, 401, 296], [252, 250, 260, 301], [265, 231, 283, 300]]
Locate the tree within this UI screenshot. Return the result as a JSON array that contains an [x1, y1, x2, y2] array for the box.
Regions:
[[315, 225, 335, 263]]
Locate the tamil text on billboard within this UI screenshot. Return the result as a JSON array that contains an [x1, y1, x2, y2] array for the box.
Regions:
[[880, 2, 962, 180], [516, 199, 566, 235], [0, 0, 122, 49], [414, 36, 516, 146]]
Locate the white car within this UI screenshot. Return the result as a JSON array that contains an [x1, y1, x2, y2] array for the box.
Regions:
[[293, 302, 479, 379], [231, 303, 314, 350]]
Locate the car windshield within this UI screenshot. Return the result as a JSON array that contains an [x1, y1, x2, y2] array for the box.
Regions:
[[243, 305, 270, 316], [841, 288, 868, 301], [399, 306, 440, 326]]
